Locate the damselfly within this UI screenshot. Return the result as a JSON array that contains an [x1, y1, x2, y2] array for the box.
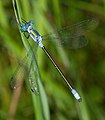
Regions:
[[11, 18, 98, 101], [11, 0, 98, 102]]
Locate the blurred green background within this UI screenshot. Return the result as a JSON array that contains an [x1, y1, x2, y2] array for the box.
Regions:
[[0, 0, 105, 120]]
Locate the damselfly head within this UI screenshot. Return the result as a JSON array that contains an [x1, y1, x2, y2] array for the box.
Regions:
[[21, 20, 34, 31]]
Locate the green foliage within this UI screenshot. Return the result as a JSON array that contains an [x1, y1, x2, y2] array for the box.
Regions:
[[0, 0, 105, 120]]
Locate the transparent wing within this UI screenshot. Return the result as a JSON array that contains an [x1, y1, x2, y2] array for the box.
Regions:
[[10, 61, 30, 89], [28, 68, 39, 95], [10, 44, 39, 95], [42, 18, 98, 49]]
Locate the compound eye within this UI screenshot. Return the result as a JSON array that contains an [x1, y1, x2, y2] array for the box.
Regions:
[[30, 20, 34, 24], [22, 25, 27, 31]]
